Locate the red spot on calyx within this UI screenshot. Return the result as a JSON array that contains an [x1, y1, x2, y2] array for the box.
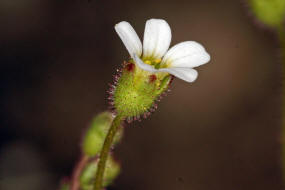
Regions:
[[168, 75, 174, 86], [126, 63, 135, 72], [149, 75, 157, 83]]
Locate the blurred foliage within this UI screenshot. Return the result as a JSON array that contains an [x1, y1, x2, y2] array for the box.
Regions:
[[248, 0, 285, 28], [59, 182, 70, 190]]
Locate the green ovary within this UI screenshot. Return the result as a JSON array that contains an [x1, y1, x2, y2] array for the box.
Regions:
[[114, 71, 156, 117], [113, 64, 170, 118]]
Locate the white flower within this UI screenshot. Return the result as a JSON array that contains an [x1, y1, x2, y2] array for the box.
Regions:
[[115, 19, 210, 83]]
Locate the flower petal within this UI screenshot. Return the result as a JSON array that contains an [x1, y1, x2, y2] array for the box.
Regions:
[[115, 21, 142, 58], [161, 41, 210, 68], [143, 19, 172, 59], [133, 54, 157, 73], [158, 67, 198, 82]]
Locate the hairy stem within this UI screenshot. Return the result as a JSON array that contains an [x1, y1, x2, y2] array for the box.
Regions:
[[93, 114, 123, 190]]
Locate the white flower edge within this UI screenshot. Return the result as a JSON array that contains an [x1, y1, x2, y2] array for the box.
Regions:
[[115, 21, 142, 58], [143, 19, 172, 59], [115, 19, 210, 83], [161, 41, 210, 68]]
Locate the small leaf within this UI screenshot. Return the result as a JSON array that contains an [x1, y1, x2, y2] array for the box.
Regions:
[[82, 112, 124, 157], [80, 156, 120, 189], [104, 156, 120, 186]]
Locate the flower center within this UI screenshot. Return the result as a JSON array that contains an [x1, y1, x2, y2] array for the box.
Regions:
[[142, 58, 162, 69]]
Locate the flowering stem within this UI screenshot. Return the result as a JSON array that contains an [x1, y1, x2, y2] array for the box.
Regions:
[[93, 114, 124, 190], [278, 24, 285, 182]]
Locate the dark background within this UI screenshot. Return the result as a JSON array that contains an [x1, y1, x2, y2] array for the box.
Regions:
[[0, 0, 283, 189]]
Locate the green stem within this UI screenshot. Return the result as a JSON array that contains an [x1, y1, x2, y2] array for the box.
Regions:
[[93, 114, 123, 190]]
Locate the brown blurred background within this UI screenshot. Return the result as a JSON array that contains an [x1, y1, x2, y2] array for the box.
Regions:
[[0, 0, 283, 189]]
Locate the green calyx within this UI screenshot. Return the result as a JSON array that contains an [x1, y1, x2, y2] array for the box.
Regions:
[[248, 0, 285, 28], [112, 61, 172, 119]]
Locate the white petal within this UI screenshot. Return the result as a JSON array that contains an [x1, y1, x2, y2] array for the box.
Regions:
[[115, 21, 142, 58], [133, 54, 157, 73], [143, 19, 171, 59], [158, 67, 198, 83], [161, 41, 210, 68]]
